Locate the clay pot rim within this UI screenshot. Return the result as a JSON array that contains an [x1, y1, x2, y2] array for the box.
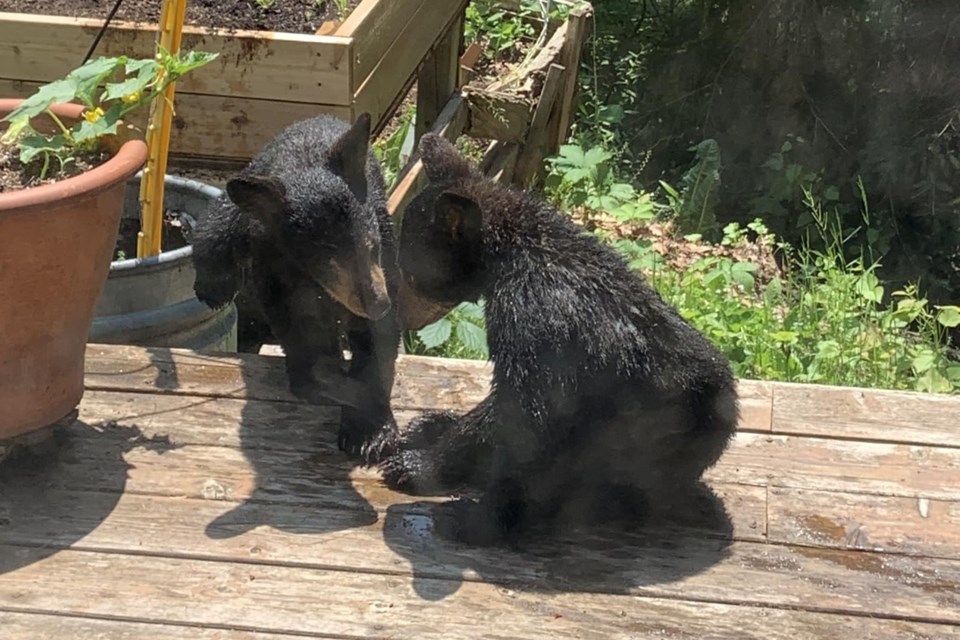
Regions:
[[0, 98, 149, 214]]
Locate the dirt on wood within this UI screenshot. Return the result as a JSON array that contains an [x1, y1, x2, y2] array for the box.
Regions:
[[0, 0, 362, 35]]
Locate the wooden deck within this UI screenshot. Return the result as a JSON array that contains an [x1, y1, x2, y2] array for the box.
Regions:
[[2, 343, 959, 639]]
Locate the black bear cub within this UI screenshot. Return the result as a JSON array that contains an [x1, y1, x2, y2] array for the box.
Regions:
[[191, 113, 400, 460], [381, 134, 740, 544]]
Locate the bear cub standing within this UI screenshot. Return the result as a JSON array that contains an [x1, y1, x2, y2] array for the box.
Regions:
[[381, 134, 740, 544], [191, 113, 400, 460]]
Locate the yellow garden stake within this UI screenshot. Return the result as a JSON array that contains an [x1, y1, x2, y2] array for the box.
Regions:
[[137, 0, 188, 259]]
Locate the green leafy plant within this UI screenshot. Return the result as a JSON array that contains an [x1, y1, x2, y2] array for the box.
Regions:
[[465, 0, 537, 57], [405, 301, 489, 360], [616, 205, 960, 394], [545, 143, 654, 223], [372, 104, 415, 189], [674, 138, 721, 238], [2, 49, 218, 180]]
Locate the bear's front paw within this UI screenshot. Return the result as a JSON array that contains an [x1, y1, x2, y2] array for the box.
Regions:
[[337, 407, 395, 459], [379, 448, 445, 496], [193, 272, 238, 309], [360, 421, 401, 466]]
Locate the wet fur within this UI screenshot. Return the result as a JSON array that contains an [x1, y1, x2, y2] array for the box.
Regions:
[[380, 135, 739, 544], [190, 114, 401, 461]]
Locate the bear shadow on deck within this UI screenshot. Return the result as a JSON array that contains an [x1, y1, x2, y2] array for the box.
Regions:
[[203, 352, 378, 540], [381, 484, 734, 601]]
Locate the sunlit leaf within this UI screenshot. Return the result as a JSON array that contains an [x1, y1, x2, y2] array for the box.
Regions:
[[456, 321, 488, 354], [417, 318, 452, 349]]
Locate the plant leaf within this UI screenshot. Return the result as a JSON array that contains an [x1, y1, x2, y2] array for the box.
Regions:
[[417, 318, 452, 349], [936, 306, 960, 328], [1, 78, 79, 141], [456, 321, 488, 354]]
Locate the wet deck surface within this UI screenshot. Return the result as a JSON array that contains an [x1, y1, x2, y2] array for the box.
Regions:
[[1, 343, 959, 639]]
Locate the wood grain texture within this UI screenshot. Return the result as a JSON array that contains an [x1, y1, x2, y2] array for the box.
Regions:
[[83, 344, 774, 431], [3, 551, 957, 640], [339, 0, 427, 88], [353, 0, 470, 132], [1, 79, 352, 162], [1, 531, 959, 627], [771, 381, 960, 447], [0, 613, 313, 640], [415, 13, 463, 139], [767, 486, 960, 560], [4, 342, 960, 637], [0, 12, 353, 104], [710, 433, 960, 500]]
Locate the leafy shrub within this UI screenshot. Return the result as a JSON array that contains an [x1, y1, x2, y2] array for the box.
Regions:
[[404, 301, 489, 360]]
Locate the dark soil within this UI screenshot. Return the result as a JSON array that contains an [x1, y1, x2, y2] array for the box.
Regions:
[[0, 0, 362, 34], [0, 141, 108, 193]]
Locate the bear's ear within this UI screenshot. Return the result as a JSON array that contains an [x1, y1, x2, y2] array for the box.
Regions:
[[419, 134, 473, 183], [330, 112, 371, 202], [433, 191, 483, 249], [226, 175, 288, 227]]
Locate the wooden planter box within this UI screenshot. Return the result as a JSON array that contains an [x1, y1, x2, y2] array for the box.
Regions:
[[0, 0, 468, 163]]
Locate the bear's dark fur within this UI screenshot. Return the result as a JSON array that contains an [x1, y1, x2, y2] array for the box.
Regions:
[[190, 113, 400, 460], [380, 134, 740, 544]]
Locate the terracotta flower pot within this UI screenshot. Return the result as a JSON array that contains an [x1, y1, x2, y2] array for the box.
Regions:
[[0, 99, 148, 441]]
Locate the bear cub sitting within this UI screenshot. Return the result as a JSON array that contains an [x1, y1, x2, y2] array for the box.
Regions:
[[191, 113, 400, 460], [380, 134, 740, 544]]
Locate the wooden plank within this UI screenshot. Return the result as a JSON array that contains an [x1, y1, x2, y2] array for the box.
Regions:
[[0, 12, 353, 105], [1, 79, 352, 162], [709, 432, 960, 500], [553, 6, 592, 148], [13, 412, 763, 537], [768, 486, 960, 560], [772, 381, 960, 447], [3, 530, 960, 627], [415, 13, 464, 139], [513, 62, 565, 185], [82, 345, 774, 433], [465, 90, 532, 142], [4, 549, 958, 640], [353, 0, 469, 132], [83, 345, 491, 412], [0, 612, 312, 640], [338, 0, 428, 88], [479, 141, 521, 184], [387, 93, 469, 217], [0, 483, 764, 572]]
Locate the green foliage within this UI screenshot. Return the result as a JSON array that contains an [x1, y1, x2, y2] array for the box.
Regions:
[[2, 49, 218, 180], [545, 144, 655, 223], [465, 1, 536, 58], [616, 207, 960, 395], [405, 301, 489, 360], [675, 138, 720, 238], [372, 105, 415, 189]]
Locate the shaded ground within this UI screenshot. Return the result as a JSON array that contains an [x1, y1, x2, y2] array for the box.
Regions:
[[0, 0, 361, 34]]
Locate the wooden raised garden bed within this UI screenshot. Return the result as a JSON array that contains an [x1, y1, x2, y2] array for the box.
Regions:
[[0, 0, 469, 163], [388, 0, 594, 219]]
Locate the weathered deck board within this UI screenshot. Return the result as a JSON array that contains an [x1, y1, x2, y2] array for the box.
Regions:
[[710, 433, 960, 500], [1, 343, 958, 637], [0, 613, 312, 640], [1, 588, 957, 640], [4, 486, 960, 623], [2, 542, 960, 636], [773, 382, 960, 448], [767, 487, 960, 560]]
